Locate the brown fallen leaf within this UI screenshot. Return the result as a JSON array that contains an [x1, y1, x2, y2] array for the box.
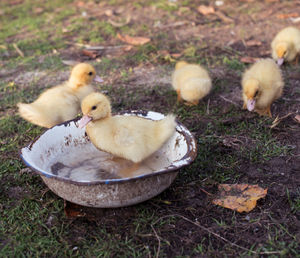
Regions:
[[295, 114, 300, 123], [117, 33, 150, 46], [33, 7, 44, 14], [213, 184, 267, 213], [64, 200, 86, 218], [105, 9, 113, 16], [82, 49, 99, 59], [245, 40, 262, 47], [171, 53, 183, 58], [277, 13, 298, 19], [197, 5, 215, 16], [240, 56, 259, 63], [76, 1, 85, 7]]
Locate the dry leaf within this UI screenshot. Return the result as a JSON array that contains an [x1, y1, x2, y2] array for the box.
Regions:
[[117, 33, 150, 46], [294, 114, 300, 123], [81, 49, 99, 59], [245, 40, 262, 47], [213, 184, 267, 213], [123, 45, 133, 51], [76, 1, 85, 7], [171, 53, 183, 58], [105, 9, 113, 16], [64, 200, 86, 218], [33, 7, 43, 14], [277, 13, 298, 19], [108, 16, 131, 28], [240, 56, 259, 63], [197, 5, 215, 16]]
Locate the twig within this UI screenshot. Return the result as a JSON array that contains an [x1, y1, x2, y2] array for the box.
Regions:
[[219, 95, 239, 107], [86, 45, 130, 50], [150, 224, 161, 258], [270, 112, 295, 129], [214, 11, 234, 23], [200, 188, 212, 196], [206, 98, 210, 115], [152, 214, 283, 255], [13, 43, 24, 57], [158, 21, 189, 29]]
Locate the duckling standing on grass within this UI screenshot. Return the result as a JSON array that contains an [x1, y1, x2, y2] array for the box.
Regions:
[[78, 92, 176, 177], [241, 59, 284, 117], [271, 27, 300, 65], [172, 61, 212, 106], [18, 63, 103, 128]]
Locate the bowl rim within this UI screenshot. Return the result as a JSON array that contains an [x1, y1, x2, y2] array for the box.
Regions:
[[20, 110, 197, 186]]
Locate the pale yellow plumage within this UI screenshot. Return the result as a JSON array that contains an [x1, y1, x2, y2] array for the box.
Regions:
[[17, 63, 101, 128], [79, 93, 176, 163], [241, 59, 284, 117], [271, 27, 300, 65], [172, 61, 212, 105]]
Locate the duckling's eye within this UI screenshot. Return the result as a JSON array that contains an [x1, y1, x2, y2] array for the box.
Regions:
[[88, 71, 93, 76], [254, 91, 259, 98], [91, 105, 97, 110]]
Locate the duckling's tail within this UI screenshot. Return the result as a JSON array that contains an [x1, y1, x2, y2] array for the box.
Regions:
[[182, 78, 212, 101], [17, 103, 52, 128], [155, 115, 176, 144]]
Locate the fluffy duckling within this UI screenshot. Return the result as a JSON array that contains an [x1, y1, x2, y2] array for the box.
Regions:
[[271, 27, 300, 65], [17, 63, 103, 128], [242, 59, 284, 117], [78, 92, 176, 165], [172, 61, 212, 105]]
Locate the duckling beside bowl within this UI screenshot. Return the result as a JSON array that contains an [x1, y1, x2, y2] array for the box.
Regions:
[[172, 61, 212, 106], [17, 63, 103, 128], [78, 92, 176, 177]]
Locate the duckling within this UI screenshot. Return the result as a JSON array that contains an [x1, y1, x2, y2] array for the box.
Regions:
[[17, 63, 103, 128], [78, 93, 176, 165], [172, 61, 212, 105], [271, 27, 300, 65], [242, 59, 284, 117]]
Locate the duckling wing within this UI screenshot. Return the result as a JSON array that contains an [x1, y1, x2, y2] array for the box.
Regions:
[[114, 126, 135, 146]]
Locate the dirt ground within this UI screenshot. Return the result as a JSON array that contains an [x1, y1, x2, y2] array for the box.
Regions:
[[1, 0, 300, 257]]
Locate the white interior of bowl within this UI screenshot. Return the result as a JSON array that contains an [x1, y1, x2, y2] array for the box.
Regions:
[[21, 111, 193, 183]]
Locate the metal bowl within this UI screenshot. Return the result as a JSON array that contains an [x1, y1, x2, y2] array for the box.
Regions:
[[20, 111, 197, 208]]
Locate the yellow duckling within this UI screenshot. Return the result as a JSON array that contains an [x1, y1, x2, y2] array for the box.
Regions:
[[242, 59, 284, 117], [17, 63, 103, 128], [271, 27, 300, 65], [78, 92, 176, 164], [172, 61, 212, 105]]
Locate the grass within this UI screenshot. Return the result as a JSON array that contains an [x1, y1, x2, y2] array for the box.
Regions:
[[0, 0, 299, 256]]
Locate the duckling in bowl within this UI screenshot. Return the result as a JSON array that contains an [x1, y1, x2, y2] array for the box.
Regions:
[[78, 92, 177, 177]]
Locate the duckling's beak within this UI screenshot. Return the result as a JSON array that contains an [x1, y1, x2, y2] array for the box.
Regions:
[[78, 115, 92, 129], [247, 99, 256, 111], [94, 75, 104, 83], [277, 58, 284, 66]]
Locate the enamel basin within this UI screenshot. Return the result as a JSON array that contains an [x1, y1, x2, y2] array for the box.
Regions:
[[20, 110, 197, 208]]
